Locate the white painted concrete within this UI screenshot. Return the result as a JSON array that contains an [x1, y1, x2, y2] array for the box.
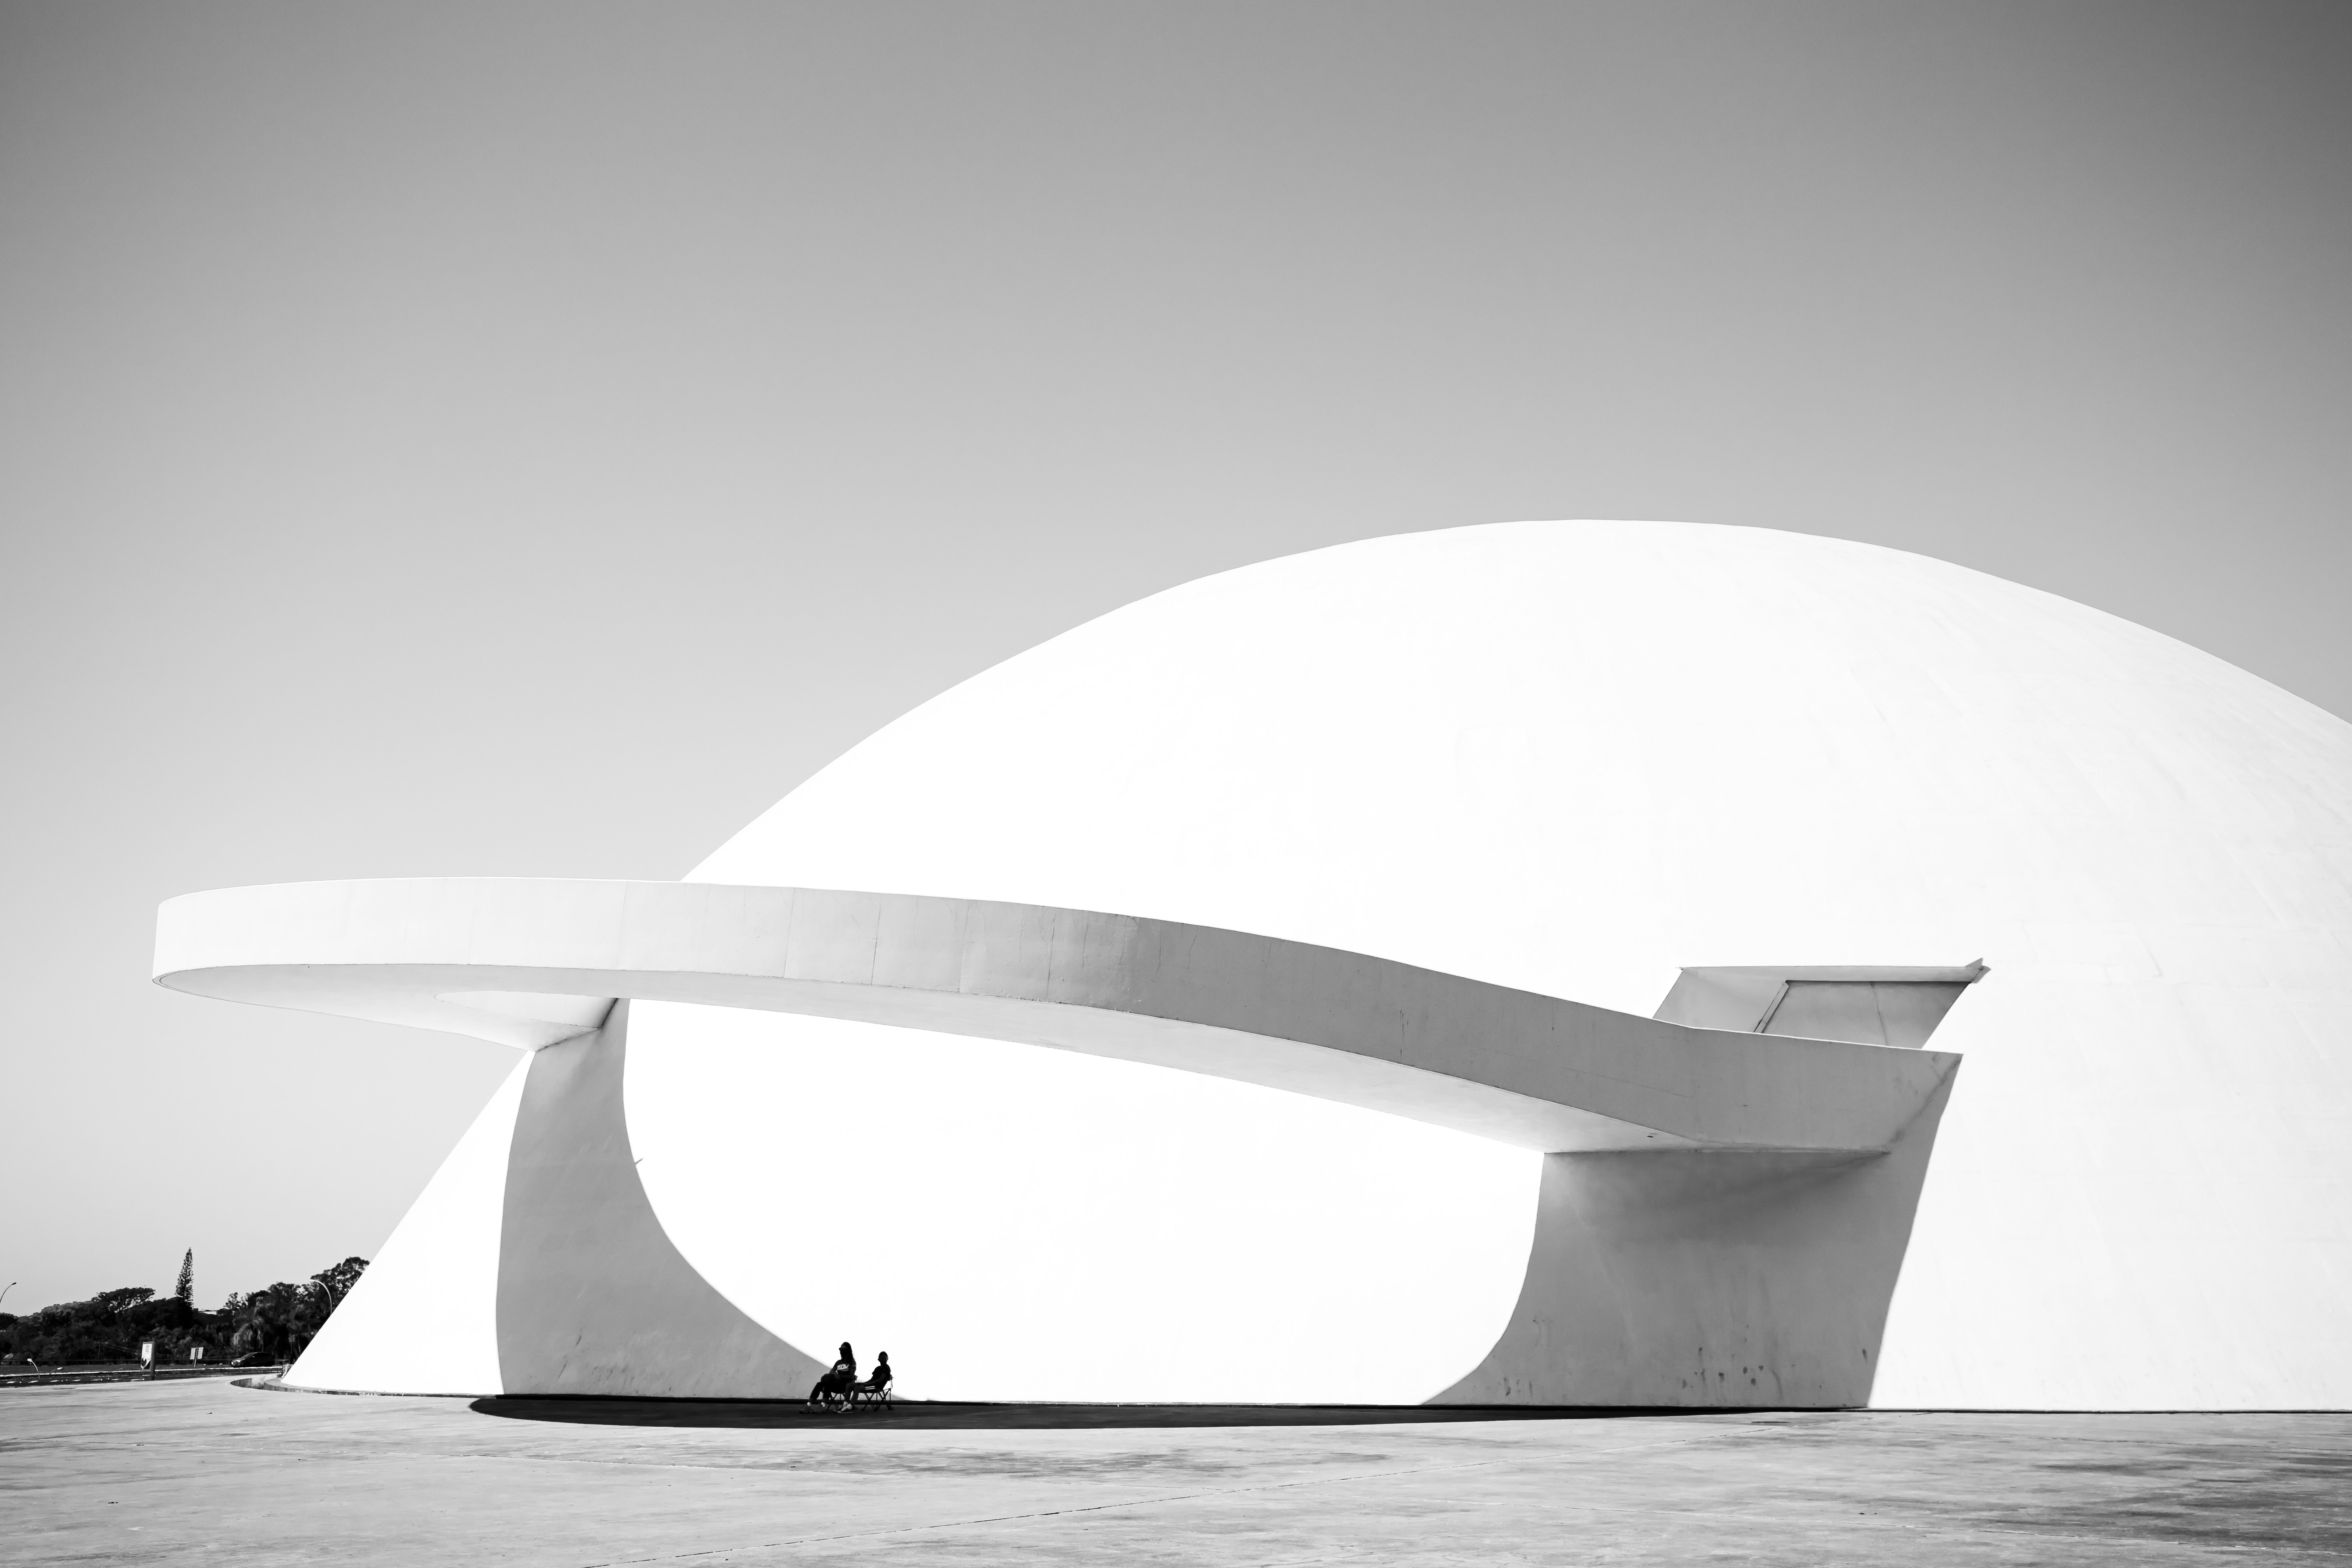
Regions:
[[160, 875, 1962, 1404], [491, 1004, 829, 1398], [165, 520, 2352, 1408], [674, 520, 2352, 1409], [154, 878, 1956, 1154], [1654, 965, 1986, 1048], [284, 1050, 527, 1396], [622, 1002, 1537, 1403]]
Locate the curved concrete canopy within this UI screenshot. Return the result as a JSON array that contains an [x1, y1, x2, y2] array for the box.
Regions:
[[154, 876, 1957, 1155]]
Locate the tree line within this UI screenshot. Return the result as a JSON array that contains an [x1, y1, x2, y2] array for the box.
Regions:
[[0, 1251, 368, 1368]]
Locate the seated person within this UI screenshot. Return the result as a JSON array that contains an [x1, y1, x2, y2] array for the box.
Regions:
[[806, 1341, 857, 1404], [855, 1351, 892, 1396]]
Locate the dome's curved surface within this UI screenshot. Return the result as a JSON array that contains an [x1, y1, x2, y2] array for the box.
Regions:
[[628, 519, 2350, 1408]]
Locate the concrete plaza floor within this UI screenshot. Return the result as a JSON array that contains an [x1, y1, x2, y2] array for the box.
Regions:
[[5, 1379, 2350, 1566]]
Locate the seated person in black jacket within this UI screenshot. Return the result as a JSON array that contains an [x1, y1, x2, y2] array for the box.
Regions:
[[855, 1351, 892, 1396], [807, 1342, 856, 1404]]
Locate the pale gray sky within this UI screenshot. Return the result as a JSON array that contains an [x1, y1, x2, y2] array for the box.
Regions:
[[4, 0, 2347, 1312]]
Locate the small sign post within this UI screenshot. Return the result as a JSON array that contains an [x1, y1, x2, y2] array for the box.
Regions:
[[139, 1340, 155, 1378]]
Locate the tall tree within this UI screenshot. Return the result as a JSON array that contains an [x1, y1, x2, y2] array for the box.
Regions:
[[173, 1250, 193, 1307], [309, 1257, 367, 1307]]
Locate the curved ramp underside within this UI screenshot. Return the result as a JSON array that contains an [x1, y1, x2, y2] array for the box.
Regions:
[[159, 876, 1973, 1406], [155, 877, 1955, 1156], [282, 1003, 831, 1399]]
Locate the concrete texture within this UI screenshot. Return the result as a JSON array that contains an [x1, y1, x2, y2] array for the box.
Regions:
[[143, 521, 2352, 1410], [676, 520, 2352, 1412], [153, 878, 1957, 1155], [279, 1054, 525, 1396], [493, 1004, 828, 1399], [7, 1379, 2351, 1566], [1438, 1077, 1950, 1406], [156, 879, 1966, 1407]]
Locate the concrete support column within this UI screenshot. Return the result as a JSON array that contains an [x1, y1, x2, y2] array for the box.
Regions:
[[493, 1002, 829, 1398], [1438, 1074, 1956, 1407]]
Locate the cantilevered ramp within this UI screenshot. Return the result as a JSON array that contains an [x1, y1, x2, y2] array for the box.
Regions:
[[154, 877, 1954, 1156], [154, 876, 1974, 1407]]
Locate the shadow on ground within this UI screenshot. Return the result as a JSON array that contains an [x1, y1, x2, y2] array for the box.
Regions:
[[468, 1397, 1712, 1430]]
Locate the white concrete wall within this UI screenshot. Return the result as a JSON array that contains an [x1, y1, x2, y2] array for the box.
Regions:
[[627, 1002, 1537, 1403], [493, 1004, 829, 1398], [160, 874, 1955, 1404], [286, 1051, 527, 1396], [640, 519, 2352, 1409]]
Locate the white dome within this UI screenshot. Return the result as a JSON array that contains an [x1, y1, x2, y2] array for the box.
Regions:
[[628, 519, 2352, 1407]]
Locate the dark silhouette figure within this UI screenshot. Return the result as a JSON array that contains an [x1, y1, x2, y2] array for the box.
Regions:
[[807, 1341, 857, 1405], [856, 1351, 892, 1395]]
